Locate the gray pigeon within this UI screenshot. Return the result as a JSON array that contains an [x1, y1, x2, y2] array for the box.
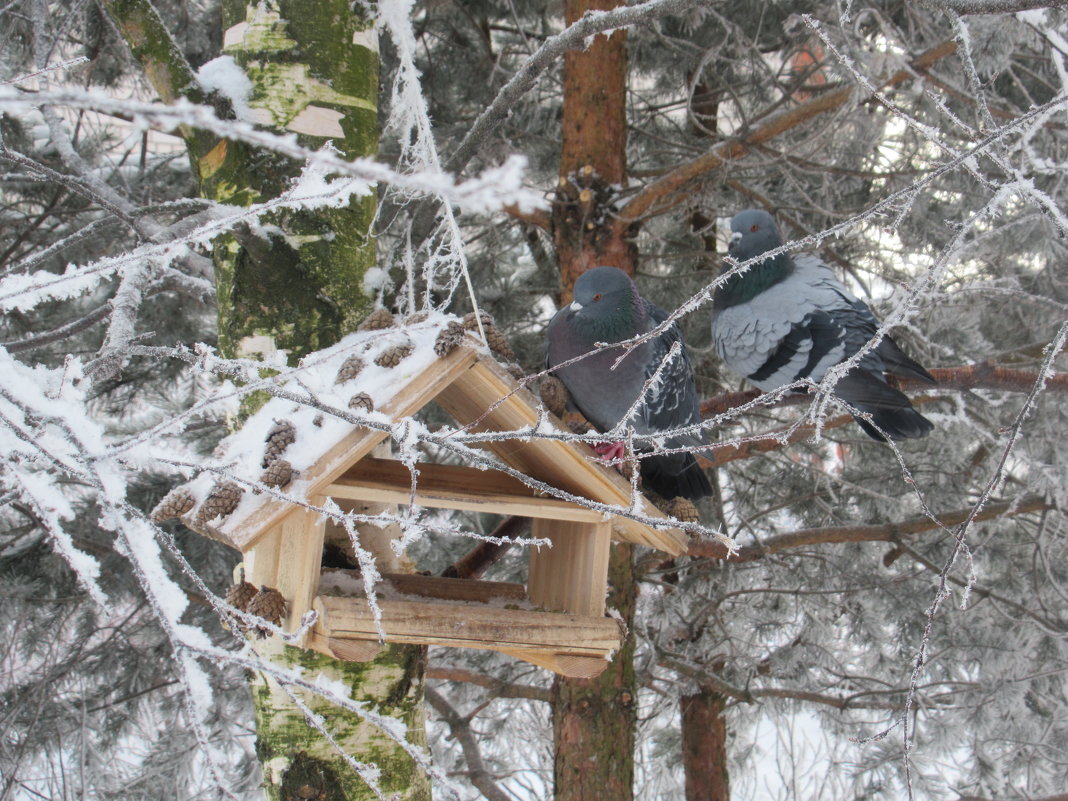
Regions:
[[545, 266, 711, 501], [711, 209, 935, 441]]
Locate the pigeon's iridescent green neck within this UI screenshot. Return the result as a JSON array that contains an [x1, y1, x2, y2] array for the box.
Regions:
[[714, 251, 793, 309], [571, 290, 645, 343]]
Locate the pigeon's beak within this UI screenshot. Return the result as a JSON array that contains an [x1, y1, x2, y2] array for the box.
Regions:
[[569, 300, 583, 311], [728, 231, 743, 250]]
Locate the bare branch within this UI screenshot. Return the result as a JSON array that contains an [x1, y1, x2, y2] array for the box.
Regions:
[[426, 667, 550, 703], [685, 495, 1052, 562], [424, 687, 514, 801], [440, 516, 529, 579], [614, 40, 960, 227]]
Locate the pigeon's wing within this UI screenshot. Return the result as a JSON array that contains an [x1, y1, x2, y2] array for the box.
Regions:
[[795, 257, 936, 384], [638, 301, 712, 500], [713, 257, 858, 391], [640, 301, 704, 446]]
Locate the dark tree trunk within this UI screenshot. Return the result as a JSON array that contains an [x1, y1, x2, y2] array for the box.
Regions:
[[681, 687, 731, 801], [552, 544, 637, 801], [550, 3, 640, 799]]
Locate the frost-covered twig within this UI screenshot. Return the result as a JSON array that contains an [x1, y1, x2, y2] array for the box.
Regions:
[[900, 320, 1068, 799]]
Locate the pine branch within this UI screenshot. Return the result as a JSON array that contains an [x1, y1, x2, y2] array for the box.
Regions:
[[661, 654, 930, 710], [614, 39, 959, 227]]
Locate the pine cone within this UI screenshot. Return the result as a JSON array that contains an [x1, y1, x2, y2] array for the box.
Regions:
[[541, 376, 570, 418], [374, 343, 413, 368], [434, 321, 467, 357], [149, 487, 195, 523], [263, 419, 296, 467], [226, 580, 258, 612], [462, 311, 494, 332], [334, 354, 365, 384], [483, 325, 515, 361], [359, 308, 395, 331], [348, 392, 374, 412], [462, 312, 515, 361], [260, 459, 293, 488], [567, 418, 591, 435], [194, 481, 243, 526], [662, 496, 700, 524], [247, 586, 287, 637]]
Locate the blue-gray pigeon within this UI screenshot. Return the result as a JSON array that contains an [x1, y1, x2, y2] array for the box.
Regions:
[[545, 266, 712, 500], [711, 209, 935, 441]]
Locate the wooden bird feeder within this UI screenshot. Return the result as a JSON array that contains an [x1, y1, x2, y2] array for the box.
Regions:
[[163, 317, 687, 678]]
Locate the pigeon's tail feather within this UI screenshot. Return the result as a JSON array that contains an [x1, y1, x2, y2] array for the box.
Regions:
[[854, 407, 934, 441], [835, 371, 934, 441], [640, 453, 712, 501], [877, 336, 937, 384]]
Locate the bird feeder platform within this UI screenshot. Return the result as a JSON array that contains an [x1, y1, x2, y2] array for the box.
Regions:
[[158, 314, 689, 677]]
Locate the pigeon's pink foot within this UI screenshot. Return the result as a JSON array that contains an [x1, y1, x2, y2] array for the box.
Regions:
[[593, 440, 626, 463]]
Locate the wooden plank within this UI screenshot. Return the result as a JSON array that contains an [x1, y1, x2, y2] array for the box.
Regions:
[[434, 356, 688, 556], [527, 520, 612, 617], [244, 527, 283, 590], [244, 498, 327, 646], [306, 631, 382, 662], [313, 595, 622, 656], [325, 457, 605, 522], [222, 346, 480, 551], [498, 648, 610, 679], [306, 627, 609, 678], [322, 570, 529, 604]]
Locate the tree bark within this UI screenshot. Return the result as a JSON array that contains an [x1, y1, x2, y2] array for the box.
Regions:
[[102, 2, 430, 799], [552, 543, 638, 801], [552, 0, 637, 301], [681, 687, 730, 801]]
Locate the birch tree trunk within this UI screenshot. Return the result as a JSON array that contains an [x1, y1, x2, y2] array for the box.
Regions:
[[100, 2, 430, 799]]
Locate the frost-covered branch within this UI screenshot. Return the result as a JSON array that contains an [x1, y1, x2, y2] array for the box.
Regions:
[[917, 0, 1065, 13], [685, 495, 1052, 563]]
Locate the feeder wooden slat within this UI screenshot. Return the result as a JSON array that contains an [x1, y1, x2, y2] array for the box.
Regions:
[[311, 594, 621, 677], [245, 498, 326, 646], [325, 457, 606, 522], [527, 519, 612, 617], [322, 570, 529, 604]]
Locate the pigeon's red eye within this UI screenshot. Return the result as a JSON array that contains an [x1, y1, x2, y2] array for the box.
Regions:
[[751, 224, 759, 232], [592, 293, 603, 301]]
